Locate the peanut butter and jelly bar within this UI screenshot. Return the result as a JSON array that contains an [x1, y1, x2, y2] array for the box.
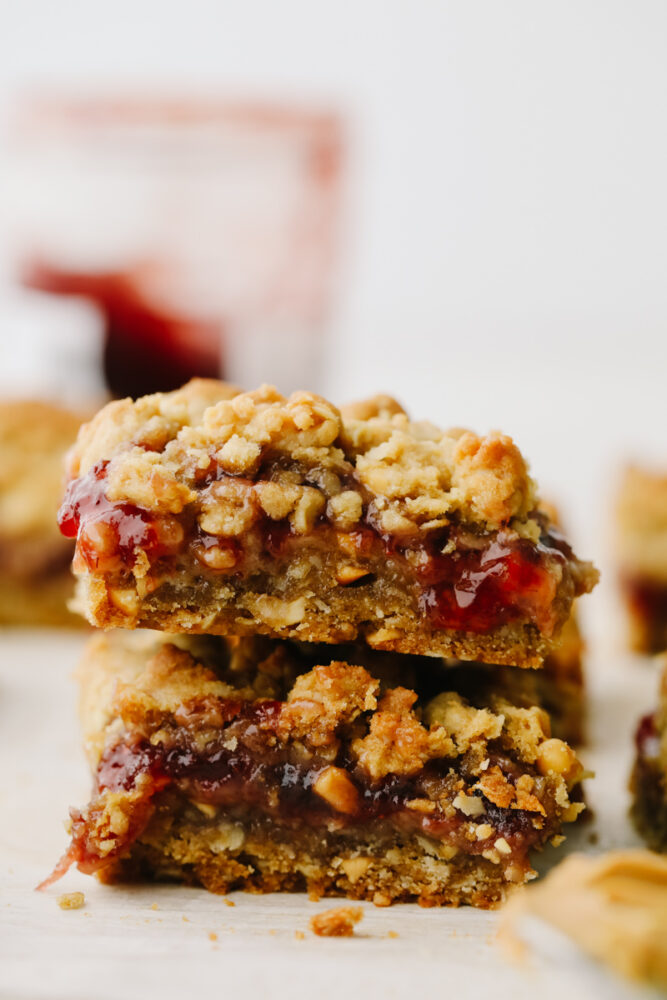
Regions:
[[0, 400, 82, 626], [617, 466, 667, 653], [44, 632, 585, 908], [631, 655, 667, 850], [58, 381, 597, 666]]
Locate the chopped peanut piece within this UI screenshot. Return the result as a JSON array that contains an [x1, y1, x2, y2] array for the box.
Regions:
[[313, 766, 360, 815], [536, 738, 581, 782], [336, 565, 371, 585]]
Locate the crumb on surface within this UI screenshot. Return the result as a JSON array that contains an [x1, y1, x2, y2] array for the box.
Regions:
[[150, 902, 159, 910], [310, 906, 363, 937], [295, 930, 305, 940], [223, 898, 235, 907], [387, 931, 399, 939], [208, 931, 218, 942], [372, 891, 392, 908], [57, 892, 85, 910]]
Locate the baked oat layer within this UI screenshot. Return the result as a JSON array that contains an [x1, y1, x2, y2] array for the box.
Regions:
[[0, 400, 83, 625], [44, 632, 585, 907], [59, 381, 597, 666], [617, 466, 667, 653], [631, 655, 667, 850]]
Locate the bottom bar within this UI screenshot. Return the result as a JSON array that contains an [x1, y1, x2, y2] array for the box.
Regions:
[[46, 632, 586, 908], [631, 656, 667, 851]]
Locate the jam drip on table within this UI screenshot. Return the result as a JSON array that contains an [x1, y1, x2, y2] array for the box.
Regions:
[[58, 462, 568, 635], [43, 699, 554, 885]]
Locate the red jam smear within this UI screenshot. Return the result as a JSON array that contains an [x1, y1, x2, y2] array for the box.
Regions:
[[414, 535, 563, 634], [44, 698, 551, 884], [58, 461, 170, 570]]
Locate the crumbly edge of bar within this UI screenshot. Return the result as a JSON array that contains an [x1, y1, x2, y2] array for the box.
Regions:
[[96, 814, 531, 909], [74, 573, 568, 669]]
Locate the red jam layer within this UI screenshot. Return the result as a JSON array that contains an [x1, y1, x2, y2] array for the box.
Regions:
[[58, 462, 180, 570], [59, 463, 568, 635], [45, 699, 555, 884]]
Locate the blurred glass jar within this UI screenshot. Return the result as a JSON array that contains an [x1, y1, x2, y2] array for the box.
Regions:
[[3, 94, 344, 399]]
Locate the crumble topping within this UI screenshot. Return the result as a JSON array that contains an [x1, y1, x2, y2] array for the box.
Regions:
[[352, 688, 454, 780], [67, 380, 540, 537], [278, 663, 378, 748]]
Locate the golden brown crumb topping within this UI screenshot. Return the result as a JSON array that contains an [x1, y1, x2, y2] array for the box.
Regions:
[[67, 380, 540, 538], [277, 663, 378, 748]]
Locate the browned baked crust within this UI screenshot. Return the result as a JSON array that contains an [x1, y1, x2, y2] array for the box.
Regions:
[[616, 466, 667, 653], [0, 399, 83, 625], [44, 631, 586, 908], [58, 381, 597, 666], [631, 655, 667, 850]]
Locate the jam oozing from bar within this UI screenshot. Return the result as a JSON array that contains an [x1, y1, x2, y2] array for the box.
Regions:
[[47, 698, 562, 883], [58, 463, 569, 635], [59, 462, 182, 570]]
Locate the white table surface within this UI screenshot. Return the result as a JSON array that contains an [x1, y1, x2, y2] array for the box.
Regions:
[[0, 620, 662, 1000]]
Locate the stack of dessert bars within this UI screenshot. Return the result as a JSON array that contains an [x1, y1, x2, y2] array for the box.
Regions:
[[618, 467, 667, 852], [45, 381, 598, 908]]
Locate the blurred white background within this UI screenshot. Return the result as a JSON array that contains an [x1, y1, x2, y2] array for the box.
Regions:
[[1, 0, 666, 613]]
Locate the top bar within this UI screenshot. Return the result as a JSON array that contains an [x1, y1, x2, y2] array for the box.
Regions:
[[59, 380, 597, 666]]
